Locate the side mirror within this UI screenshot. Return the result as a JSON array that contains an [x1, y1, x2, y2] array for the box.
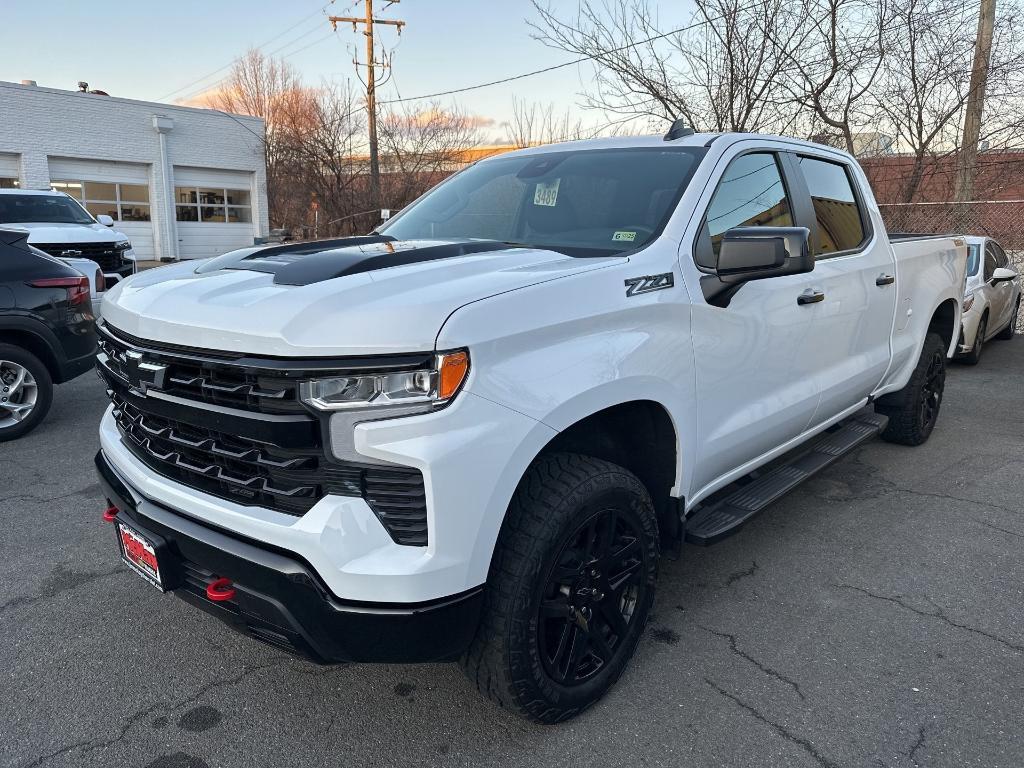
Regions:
[[701, 226, 812, 304], [991, 266, 1017, 284], [96, 214, 114, 227]]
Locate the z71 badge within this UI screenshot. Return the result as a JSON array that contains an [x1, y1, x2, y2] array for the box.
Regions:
[[624, 272, 674, 297]]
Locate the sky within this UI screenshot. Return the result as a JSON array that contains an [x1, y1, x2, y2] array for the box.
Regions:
[[2, 0, 695, 141]]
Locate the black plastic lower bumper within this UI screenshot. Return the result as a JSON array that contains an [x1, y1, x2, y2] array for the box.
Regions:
[[95, 450, 483, 664]]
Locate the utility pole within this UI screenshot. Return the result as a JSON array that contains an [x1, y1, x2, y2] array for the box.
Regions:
[[955, 0, 996, 202], [330, 1, 405, 210]]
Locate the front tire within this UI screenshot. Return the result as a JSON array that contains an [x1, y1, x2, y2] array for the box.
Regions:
[[876, 332, 946, 446], [0, 344, 53, 442], [461, 453, 659, 723]]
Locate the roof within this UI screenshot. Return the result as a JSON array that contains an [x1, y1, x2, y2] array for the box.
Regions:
[[0, 188, 68, 196], [0, 81, 264, 128], [483, 132, 859, 163]]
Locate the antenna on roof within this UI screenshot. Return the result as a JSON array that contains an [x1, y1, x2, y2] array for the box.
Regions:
[[664, 118, 695, 141]]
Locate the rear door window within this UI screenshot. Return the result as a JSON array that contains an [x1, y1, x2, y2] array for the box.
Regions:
[[798, 156, 866, 256]]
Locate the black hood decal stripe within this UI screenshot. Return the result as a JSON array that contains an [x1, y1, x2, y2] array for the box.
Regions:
[[213, 237, 522, 286]]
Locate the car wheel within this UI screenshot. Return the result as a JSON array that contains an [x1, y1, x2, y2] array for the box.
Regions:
[[961, 313, 987, 366], [461, 452, 659, 723], [995, 298, 1019, 341], [876, 333, 946, 446], [0, 344, 53, 442]]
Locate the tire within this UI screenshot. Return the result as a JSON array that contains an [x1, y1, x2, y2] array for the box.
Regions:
[[960, 312, 987, 366], [875, 332, 946, 446], [461, 453, 659, 724], [0, 343, 53, 442], [995, 299, 1019, 341]]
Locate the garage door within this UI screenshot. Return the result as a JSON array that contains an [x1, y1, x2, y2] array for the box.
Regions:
[[173, 166, 256, 260], [0, 153, 19, 185], [47, 158, 156, 260]]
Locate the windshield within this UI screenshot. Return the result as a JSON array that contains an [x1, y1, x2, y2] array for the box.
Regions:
[[966, 244, 981, 277], [0, 194, 95, 225], [379, 147, 705, 256]]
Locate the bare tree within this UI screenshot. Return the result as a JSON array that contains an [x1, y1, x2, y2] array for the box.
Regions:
[[505, 97, 587, 147], [777, 0, 887, 154], [194, 49, 307, 228], [530, 0, 804, 133], [377, 102, 483, 211]]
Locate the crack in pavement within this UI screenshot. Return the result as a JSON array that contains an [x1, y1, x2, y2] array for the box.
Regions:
[[19, 659, 291, 768], [906, 721, 933, 766], [700, 626, 806, 700], [0, 565, 125, 614], [703, 677, 835, 768], [836, 584, 1024, 654], [0, 482, 102, 506], [724, 560, 759, 587]]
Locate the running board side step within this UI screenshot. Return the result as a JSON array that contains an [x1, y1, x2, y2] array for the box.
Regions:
[[685, 409, 888, 546]]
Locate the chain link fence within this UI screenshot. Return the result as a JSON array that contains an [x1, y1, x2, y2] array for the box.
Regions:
[[878, 201, 1024, 333]]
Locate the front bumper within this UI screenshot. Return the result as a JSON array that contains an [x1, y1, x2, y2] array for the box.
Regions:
[[957, 303, 983, 354], [96, 450, 483, 663]]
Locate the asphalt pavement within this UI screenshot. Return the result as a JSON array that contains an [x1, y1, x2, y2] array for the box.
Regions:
[[2, 342, 1022, 768]]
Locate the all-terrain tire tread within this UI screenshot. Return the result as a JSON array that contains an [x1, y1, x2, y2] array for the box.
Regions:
[[875, 332, 944, 446], [460, 452, 658, 724]]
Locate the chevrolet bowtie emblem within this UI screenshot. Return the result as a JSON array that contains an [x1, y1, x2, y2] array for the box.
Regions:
[[124, 350, 167, 395]]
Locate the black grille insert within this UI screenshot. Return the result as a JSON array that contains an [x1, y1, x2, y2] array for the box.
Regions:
[[34, 241, 128, 272], [98, 323, 430, 545]]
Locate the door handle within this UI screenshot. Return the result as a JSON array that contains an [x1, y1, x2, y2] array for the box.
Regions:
[[798, 289, 825, 305], [876, 274, 895, 286]]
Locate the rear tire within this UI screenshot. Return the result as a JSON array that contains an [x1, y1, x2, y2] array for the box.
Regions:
[[995, 299, 1019, 341], [460, 453, 659, 724], [0, 344, 53, 442], [960, 313, 987, 366], [876, 332, 946, 446]]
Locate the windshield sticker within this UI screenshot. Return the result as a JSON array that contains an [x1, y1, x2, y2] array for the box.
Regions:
[[533, 179, 560, 207], [612, 231, 637, 242]]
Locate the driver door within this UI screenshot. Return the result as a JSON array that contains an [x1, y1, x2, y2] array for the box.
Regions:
[[688, 151, 822, 494]]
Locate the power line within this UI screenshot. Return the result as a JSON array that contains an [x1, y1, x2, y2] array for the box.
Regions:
[[155, 0, 339, 103], [377, 8, 754, 106]]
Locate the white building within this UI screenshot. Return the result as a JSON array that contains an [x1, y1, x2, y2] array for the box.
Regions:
[[0, 80, 269, 261]]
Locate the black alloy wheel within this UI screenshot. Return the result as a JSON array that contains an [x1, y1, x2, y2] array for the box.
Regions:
[[537, 507, 647, 686], [919, 345, 945, 433]]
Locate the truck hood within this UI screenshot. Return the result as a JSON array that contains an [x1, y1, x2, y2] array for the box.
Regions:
[[5, 221, 129, 244], [101, 239, 619, 356]]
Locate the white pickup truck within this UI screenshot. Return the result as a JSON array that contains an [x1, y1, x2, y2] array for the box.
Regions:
[[95, 128, 966, 722]]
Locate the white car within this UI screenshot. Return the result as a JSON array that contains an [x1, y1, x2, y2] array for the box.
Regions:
[[956, 236, 1021, 364], [0, 189, 136, 299], [94, 129, 967, 722]]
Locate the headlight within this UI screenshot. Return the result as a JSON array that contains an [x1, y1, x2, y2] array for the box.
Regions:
[[114, 241, 132, 251], [299, 350, 469, 412], [963, 292, 975, 311]]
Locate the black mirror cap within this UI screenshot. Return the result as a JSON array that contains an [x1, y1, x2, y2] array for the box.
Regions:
[[701, 226, 812, 305], [717, 227, 813, 284]]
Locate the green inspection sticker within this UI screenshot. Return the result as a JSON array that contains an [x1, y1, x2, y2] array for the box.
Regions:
[[612, 231, 637, 242]]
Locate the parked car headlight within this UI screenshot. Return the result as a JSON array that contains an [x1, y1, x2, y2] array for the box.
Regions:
[[114, 241, 132, 251], [963, 292, 975, 311], [299, 350, 469, 413]]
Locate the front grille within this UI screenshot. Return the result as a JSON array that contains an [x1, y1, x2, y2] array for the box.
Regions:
[[98, 323, 430, 545], [113, 395, 344, 515], [34, 241, 127, 272]]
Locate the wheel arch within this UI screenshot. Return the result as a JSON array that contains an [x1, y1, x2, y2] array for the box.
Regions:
[[0, 326, 61, 380], [928, 297, 960, 358], [506, 394, 683, 551]]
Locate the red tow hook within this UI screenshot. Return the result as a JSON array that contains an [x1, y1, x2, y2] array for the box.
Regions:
[[102, 505, 118, 523], [206, 577, 237, 602]]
